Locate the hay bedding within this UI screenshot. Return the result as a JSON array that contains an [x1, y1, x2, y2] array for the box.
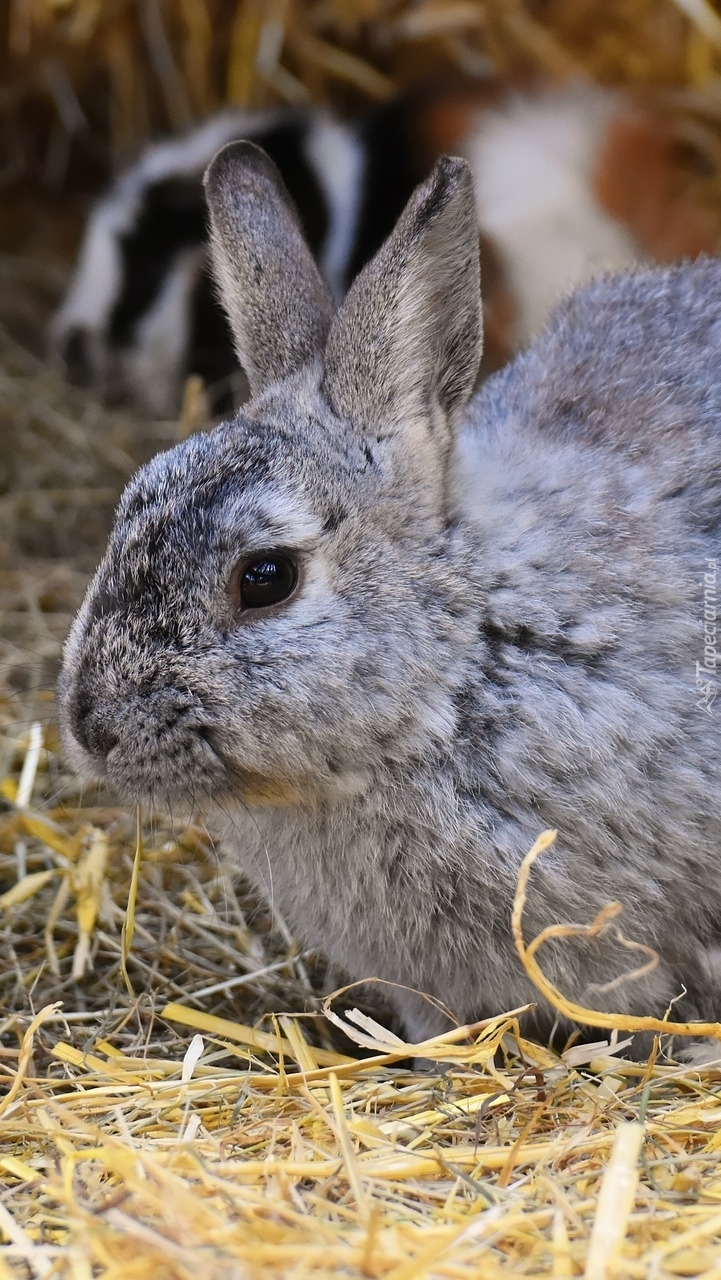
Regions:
[[4, 1, 721, 1275], [4, 764, 721, 1280]]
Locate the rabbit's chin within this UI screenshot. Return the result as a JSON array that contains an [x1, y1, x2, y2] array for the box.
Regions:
[[103, 751, 309, 814]]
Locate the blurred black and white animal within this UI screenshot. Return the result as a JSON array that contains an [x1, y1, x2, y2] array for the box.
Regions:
[[51, 100, 432, 414]]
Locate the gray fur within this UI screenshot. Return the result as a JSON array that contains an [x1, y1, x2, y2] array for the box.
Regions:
[[204, 140, 334, 395], [59, 150, 721, 1050], [324, 155, 482, 452]]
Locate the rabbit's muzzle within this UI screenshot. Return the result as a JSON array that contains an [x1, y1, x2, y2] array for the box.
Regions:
[[62, 670, 311, 810], [62, 674, 230, 806]]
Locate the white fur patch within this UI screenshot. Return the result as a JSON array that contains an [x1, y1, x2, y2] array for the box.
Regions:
[[463, 86, 644, 343], [304, 116, 364, 300], [134, 110, 288, 189], [235, 480, 325, 548], [51, 208, 124, 340]]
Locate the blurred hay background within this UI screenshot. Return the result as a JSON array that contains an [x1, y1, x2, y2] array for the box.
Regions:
[[3, 2, 721, 1276], [6, 0, 721, 261]]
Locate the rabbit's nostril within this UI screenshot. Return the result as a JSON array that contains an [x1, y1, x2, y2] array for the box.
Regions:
[[72, 691, 119, 760]]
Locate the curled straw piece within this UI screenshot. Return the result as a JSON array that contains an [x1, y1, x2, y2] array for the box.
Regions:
[[0, 1002, 62, 1119], [512, 830, 721, 1042]]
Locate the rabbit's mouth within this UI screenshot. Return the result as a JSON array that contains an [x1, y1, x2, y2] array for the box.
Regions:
[[59, 670, 314, 811], [75, 720, 231, 811], [58, 674, 229, 808], [107, 725, 313, 812]]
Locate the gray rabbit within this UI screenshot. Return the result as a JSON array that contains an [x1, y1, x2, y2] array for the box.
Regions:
[[59, 142, 721, 1051]]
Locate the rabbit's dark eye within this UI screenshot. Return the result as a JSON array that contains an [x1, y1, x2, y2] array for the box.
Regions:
[[238, 552, 298, 610]]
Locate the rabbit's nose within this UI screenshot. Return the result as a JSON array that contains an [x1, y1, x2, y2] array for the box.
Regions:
[[71, 695, 119, 760]]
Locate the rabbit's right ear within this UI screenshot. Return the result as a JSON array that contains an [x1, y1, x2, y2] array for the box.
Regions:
[[204, 141, 334, 396], [322, 156, 482, 454]]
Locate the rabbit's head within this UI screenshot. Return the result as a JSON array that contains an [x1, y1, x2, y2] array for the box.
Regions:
[[59, 143, 483, 809]]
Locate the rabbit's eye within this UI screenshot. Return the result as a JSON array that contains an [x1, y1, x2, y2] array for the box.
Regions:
[[238, 552, 298, 610]]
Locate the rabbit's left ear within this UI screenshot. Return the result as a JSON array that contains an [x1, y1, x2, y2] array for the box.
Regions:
[[204, 141, 334, 396], [322, 156, 482, 443]]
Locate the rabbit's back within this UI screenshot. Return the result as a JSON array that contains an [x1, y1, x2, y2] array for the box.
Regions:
[[482, 256, 721, 474], [436, 259, 721, 1030], [460, 259, 720, 712]]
